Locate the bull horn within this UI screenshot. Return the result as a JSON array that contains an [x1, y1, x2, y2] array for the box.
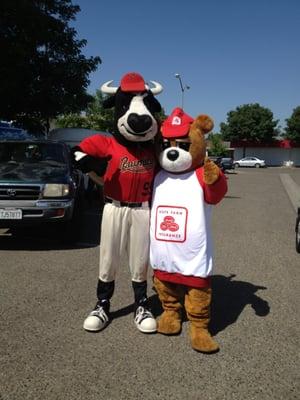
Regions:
[[146, 80, 163, 95], [100, 80, 118, 94]]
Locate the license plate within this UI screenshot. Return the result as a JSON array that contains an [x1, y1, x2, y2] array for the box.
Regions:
[[0, 209, 22, 219]]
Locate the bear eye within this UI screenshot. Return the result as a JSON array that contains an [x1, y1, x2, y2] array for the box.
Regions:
[[162, 140, 171, 150], [177, 142, 191, 151]]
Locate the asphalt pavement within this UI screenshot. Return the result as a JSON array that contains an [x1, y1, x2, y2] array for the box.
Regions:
[[0, 167, 299, 400]]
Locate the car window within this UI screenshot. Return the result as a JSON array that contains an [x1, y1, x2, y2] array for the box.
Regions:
[[0, 142, 67, 164]]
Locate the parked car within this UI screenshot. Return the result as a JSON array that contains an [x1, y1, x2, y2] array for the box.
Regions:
[[220, 157, 234, 171], [296, 208, 300, 253], [50, 127, 109, 204], [234, 157, 266, 168], [0, 139, 85, 242]]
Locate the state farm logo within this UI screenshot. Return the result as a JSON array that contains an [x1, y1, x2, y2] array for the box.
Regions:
[[155, 205, 188, 242], [160, 215, 179, 232]]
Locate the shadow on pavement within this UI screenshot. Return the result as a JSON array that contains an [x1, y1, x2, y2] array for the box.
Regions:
[[210, 274, 270, 335], [110, 303, 135, 319], [109, 295, 163, 320], [147, 274, 270, 334]]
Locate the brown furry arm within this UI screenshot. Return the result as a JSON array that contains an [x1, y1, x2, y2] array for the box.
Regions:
[[197, 165, 228, 204], [203, 157, 220, 185]]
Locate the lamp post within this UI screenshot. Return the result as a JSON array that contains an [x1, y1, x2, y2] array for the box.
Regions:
[[174, 73, 190, 109]]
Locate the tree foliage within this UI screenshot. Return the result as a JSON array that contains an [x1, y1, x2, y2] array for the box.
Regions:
[[56, 90, 114, 132], [207, 133, 227, 156], [284, 106, 300, 142], [0, 0, 101, 134], [220, 103, 278, 143]]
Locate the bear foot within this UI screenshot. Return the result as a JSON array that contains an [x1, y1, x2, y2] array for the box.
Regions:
[[189, 325, 219, 354], [157, 310, 182, 335]]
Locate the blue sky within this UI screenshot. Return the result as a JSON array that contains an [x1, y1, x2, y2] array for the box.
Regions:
[[72, 0, 300, 132]]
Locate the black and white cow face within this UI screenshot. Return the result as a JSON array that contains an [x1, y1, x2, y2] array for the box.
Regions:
[[115, 89, 161, 142], [102, 79, 163, 143]]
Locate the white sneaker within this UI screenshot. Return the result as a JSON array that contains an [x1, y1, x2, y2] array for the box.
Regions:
[[134, 305, 157, 333], [83, 301, 110, 332]]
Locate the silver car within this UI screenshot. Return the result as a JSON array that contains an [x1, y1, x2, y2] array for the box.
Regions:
[[234, 156, 266, 168]]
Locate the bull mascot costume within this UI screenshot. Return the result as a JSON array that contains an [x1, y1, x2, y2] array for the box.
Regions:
[[73, 72, 163, 333]]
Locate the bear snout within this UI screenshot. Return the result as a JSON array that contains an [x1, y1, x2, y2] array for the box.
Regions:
[[166, 149, 179, 161]]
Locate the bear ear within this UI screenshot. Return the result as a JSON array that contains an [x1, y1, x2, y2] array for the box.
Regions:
[[192, 115, 214, 134]]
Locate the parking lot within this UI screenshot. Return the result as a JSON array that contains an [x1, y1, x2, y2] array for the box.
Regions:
[[1, 167, 300, 400]]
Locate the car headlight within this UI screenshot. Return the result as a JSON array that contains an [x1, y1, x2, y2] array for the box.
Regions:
[[43, 184, 70, 198]]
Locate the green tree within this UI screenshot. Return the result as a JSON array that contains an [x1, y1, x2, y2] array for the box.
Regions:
[[86, 91, 115, 132], [284, 106, 300, 142], [207, 133, 227, 156], [56, 90, 114, 132], [220, 103, 278, 143], [55, 113, 90, 129], [0, 0, 101, 134]]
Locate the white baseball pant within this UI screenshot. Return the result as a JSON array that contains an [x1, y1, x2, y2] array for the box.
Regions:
[[98, 201, 150, 283]]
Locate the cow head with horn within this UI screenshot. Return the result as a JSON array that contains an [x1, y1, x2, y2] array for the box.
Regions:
[[101, 72, 163, 144]]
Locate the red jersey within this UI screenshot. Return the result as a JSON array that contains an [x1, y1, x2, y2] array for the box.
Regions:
[[79, 134, 156, 202]]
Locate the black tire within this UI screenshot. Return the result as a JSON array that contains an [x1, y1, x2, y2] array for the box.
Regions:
[[296, 216, 300, 253]]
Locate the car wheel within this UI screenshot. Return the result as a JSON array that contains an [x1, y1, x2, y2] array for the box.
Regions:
[[255, 163, 260, 168], [296, 216, 300, 253], [234, 163, 239, 168]]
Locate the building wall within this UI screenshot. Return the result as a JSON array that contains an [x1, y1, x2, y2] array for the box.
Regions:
[[234, 147, 300, 166]]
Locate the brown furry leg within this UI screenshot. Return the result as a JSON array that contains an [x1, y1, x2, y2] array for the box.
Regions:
[[154, 276, 183, 335], [184, 287, 219, 354]]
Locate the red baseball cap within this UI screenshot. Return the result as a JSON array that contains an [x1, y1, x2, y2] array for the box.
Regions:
[[161, 107, 194, 138], [120, 72, 146, 92]]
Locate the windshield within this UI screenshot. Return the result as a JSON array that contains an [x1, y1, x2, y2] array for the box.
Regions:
[[0, 142, 68, 166]]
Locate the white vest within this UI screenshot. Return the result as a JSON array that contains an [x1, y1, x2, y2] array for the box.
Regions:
[[150, 170, 213, 278]]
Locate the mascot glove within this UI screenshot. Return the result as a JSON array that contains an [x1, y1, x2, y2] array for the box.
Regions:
[[74, 150, 87, 161], [71, 146, 110, 176], [203, 157, 220, 185]]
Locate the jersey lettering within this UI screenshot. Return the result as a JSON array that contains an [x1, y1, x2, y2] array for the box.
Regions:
[[119, 156, 154, 173]]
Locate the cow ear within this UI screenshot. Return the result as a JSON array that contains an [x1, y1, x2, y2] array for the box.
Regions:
[[153, 97, 162, 113], [147, 91, 161, 113], [103, 95, 116, 109]]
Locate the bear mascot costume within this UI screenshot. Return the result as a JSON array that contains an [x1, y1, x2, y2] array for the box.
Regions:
[[149, 107, 227, 353], [73, 72, 163, 334]]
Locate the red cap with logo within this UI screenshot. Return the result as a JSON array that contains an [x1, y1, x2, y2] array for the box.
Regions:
[[161, 107, 194, 138], [120, 72, 146, 92]]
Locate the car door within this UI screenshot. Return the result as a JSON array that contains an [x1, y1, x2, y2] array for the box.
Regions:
[[241, 157, 250, 166], [246, 157, 255, 167]]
